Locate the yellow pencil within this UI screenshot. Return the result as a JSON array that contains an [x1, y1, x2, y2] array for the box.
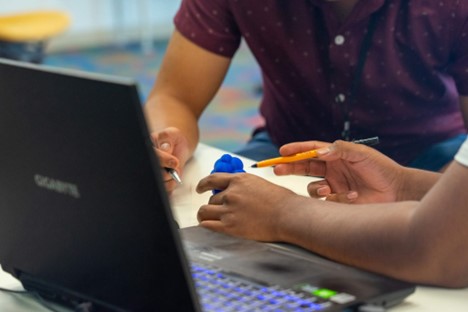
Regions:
[[251, 150, 319, 168], [251, 136, 379, 168]]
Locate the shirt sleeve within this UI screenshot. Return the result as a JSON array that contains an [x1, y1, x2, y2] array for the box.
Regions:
[[447, 2, 468, 95], [454, 138, 468, 167], [174, 0, 241, 58]]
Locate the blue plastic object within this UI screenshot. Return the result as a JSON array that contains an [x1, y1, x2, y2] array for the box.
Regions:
[[210, 154, 245, 194]]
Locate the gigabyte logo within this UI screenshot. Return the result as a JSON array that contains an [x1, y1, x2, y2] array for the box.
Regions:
[[34, 174, 81, 199]]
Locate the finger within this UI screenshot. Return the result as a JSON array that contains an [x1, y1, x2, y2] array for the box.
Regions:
[[274, 160, 326, 177], [163, 175, 177, 187], [199, 220, 225, 233], [155, 147, 179, 169], [196, 173, 233, 194], [207, 193, 225, 205], [325, 191, 359, 203], [307, 181, 332, 198], [279, 140, 331, 156], [161, 165, 173, 181], [163, 178, 177, 196], [197, 204, 224, 222], [318, 140, 376, 163]]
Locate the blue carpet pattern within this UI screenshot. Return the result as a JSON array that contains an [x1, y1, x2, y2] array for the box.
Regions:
[[44, 41, 263, 152]]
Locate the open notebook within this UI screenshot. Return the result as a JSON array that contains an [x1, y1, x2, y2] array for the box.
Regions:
[[0, 59, 414, 311]]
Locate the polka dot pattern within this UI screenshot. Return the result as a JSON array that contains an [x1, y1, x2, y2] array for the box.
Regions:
[[174, 0, 468, 165]]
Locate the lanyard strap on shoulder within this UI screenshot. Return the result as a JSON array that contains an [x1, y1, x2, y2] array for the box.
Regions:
[[343, 3, 386, 140]]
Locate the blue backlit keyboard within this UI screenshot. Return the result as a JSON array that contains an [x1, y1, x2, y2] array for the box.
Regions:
[[191, 263, 335, 312]]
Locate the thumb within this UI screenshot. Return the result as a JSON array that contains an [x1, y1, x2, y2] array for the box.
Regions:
[[317, 140, 372, 163], [153, 131, 174, 154], [159, 141, 172, 153]]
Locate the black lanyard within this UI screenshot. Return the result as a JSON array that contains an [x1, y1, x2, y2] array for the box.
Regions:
[[342, 6, 383, 141], [315, 2, 387, 141]]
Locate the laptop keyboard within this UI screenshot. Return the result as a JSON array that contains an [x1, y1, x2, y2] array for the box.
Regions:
[[191, 263, 335, 312]]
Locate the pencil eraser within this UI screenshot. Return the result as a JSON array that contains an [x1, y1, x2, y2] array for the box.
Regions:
[[211, 154, 245, 194]]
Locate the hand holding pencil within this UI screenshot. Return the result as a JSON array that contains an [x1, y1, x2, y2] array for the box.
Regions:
[[251, 137, 379, 168], [255, 136, 403, 204]]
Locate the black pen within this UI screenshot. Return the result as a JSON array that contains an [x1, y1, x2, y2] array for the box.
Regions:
[[164, 167, 182, 184], [352, 136, 379, 146]]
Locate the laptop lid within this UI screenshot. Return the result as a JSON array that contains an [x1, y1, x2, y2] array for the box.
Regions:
[[0, 58, 415, 312], [0, 58, 200, 311]]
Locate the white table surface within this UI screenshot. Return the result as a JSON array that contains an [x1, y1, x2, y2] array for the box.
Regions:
[[1, 143, 467, 311]]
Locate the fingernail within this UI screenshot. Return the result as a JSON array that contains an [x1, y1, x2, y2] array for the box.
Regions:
[[160, 142, 171, 150], [317, 186, 328, 196], [346, 191, 358, 200], [316, 146, 333, 156]]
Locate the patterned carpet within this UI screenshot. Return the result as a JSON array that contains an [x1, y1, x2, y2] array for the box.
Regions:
[[44, 40, 264, 152]]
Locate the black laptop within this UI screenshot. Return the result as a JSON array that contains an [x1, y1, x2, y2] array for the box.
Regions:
[[0, 59, 415, 312]]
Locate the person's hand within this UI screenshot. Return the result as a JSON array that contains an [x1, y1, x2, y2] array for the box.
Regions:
[[196, 173, 300, 241], [150, 127, 191, 194], [274, 140, 406, 204]]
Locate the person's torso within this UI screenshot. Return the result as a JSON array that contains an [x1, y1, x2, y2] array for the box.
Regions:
[[175, 0, 467, 164]]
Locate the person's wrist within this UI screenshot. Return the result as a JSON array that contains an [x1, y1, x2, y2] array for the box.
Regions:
[[396, 166, 440, 201], [395, 166, 412, 201], [274, 194, 310, 242]]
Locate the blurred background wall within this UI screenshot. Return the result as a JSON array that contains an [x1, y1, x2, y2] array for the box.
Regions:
[[0, 0, 181, 51], [0, 0, 262, 152]]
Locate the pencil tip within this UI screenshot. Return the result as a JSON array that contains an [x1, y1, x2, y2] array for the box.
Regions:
[[251, 164, 258, 168]]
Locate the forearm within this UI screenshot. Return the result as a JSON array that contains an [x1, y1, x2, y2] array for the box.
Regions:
[[143, 30, 231, 163], [277, 194, 466, 287], [278, 198, 418, 280]]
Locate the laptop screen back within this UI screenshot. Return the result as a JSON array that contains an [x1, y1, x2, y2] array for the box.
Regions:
[[0, 59, 199, 311]]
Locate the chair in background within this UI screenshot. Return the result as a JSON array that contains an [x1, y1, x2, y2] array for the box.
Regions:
[[0, 10, 70, 63]]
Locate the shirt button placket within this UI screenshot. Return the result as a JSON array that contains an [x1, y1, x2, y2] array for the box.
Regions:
[[334, 35, 345, 46], [335, 93, 346, 103], [330, 34, 346, 128]]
